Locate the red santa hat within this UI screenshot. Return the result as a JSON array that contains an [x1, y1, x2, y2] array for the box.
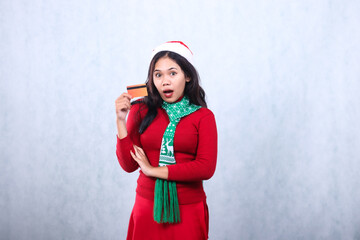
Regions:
[[151, 41, 194, 65]]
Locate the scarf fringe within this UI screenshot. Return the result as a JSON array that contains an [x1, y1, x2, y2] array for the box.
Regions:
[[154, 179, 180, 224]]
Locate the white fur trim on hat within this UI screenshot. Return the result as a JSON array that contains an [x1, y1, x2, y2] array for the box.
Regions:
[[151, 41, 194, 65]]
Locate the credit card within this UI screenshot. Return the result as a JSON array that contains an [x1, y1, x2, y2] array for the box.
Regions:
[[127, 84, 148, 98]]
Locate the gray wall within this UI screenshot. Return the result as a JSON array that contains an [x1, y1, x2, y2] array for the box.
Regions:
[[1, 0, 360, 239]]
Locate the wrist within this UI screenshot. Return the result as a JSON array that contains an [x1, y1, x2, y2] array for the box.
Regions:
[[150, 166, 168, 180], [146, 165, 155, 176], [117, 118, 126, 124]]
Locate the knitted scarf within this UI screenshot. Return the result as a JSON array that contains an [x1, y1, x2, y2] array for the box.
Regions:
[[153, 96, 201, 224]]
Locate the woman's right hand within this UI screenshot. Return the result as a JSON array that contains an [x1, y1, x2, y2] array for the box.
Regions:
[[115, 93, 132, 121]]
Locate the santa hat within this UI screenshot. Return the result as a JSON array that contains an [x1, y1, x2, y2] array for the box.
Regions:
[[151, 41, 194, 65]]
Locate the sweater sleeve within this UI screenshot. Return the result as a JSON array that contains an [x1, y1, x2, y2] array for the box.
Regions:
[[167, 111, 218, 182], [115, 103, 143, 173]]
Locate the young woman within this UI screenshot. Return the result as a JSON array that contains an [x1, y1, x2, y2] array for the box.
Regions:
[[115, 41, 217, 240]]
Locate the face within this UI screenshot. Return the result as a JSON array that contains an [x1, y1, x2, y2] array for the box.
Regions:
[[153, 57, 190, 103]]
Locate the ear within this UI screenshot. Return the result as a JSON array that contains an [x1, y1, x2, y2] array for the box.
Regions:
[[185, 77, 191, 82]]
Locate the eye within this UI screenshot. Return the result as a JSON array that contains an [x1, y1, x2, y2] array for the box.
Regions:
[[170, 72, 177, 76], [154, 73, 161, 78]]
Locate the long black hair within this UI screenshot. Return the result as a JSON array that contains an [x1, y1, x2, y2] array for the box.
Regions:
[[135, 51, 207, 134]]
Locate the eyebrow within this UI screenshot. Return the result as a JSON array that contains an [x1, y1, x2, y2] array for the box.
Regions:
[[154, 67, 178, 72]]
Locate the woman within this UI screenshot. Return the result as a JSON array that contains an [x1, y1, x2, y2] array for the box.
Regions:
[[115, 41, 217, 240]]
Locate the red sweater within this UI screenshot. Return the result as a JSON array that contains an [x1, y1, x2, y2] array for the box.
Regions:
[[116, 102, 217, 204]]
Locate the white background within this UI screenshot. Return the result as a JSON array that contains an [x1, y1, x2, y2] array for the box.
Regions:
[[1, 0, 360, 239]]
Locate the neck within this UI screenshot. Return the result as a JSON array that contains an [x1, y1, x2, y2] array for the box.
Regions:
[[175, 95, 184, 103]]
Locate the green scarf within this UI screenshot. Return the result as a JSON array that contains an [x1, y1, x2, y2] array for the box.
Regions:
[[153, 96, 201, 223]]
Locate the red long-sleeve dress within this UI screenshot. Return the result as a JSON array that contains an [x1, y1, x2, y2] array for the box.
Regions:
[[116, 101, 217, 240]]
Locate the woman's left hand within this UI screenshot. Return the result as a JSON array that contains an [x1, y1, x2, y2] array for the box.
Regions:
[[130, 145, 169, 179], [130, 145, 154, 177]]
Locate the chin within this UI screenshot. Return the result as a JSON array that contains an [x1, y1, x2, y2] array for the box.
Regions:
[[161, 96, 179, 103], [163, 99, 176, 103]]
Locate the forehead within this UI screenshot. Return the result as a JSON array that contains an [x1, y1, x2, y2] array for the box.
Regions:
[[154, 57, 180, 70]]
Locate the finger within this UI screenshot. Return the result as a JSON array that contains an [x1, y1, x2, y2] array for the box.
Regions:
[[135, 146, 145, 156], [115, 93, 127, 102], [115, 93, 132, 103], [125, 101, 131, 109], [133, 145, 141, 156], [124, 99, 131, 109], [133, 145, 143, 153], [116, 101, 131, 111], [122, 93, 132, 100], [117, 97, 130, 106], [130, 150, 138, 161], [116, 105, 129, 114]]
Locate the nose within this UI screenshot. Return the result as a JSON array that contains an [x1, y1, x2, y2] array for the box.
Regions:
[[162, 76, 170, 86]]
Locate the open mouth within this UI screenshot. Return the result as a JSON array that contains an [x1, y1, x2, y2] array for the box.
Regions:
[[163, 90, 174, 98]]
